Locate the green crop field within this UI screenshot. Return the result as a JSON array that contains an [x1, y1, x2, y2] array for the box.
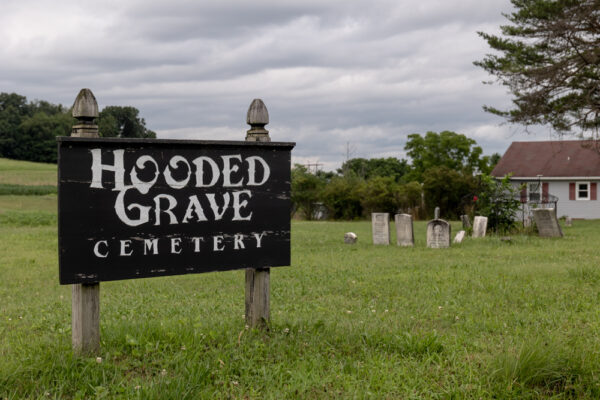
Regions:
[[0, 158, 57, 186], [1, 158, 600, 399]]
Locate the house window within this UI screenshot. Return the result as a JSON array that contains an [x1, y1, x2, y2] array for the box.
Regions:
[[528, 182, 540, 202], [577, 182, 590, 200]]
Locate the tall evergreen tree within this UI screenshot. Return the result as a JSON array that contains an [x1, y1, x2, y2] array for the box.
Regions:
[[476, 0, 600, 138]]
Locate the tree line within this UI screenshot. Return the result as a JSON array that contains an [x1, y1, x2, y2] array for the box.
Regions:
[[292, 131, 504, 221], [0, 92, 156, 163]]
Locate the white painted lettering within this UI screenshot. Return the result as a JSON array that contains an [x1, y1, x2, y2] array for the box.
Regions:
[[182, 195, 208, 223], [114, 187, 151, 226], [246, 156, 270, 186], [154, 194, 178, 225], [164, 156, 191, 189], [232, 190, 252, 221], [221, 154, 243, 187], [120, 240, 133, 256], [193, 156, 220, 187], [213, 235, 225, 251], [206, 192, 230, 220], [171, 237, 182, 254], [234, 234, 245, 250], [192, 237, 205, 252], [253, 232, 266, 248], [143, 238, 159, 255], [90, 149, 126, 190], [130, 155, 159, 194], [93, 240, 109, 258]]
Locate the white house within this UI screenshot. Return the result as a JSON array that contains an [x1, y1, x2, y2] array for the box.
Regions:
[[491, 140, 600, 219]]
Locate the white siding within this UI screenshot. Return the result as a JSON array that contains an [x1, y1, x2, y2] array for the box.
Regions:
[[510, 180, 600, 219]]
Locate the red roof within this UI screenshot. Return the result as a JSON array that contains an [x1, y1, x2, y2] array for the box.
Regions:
[[491, 140, 600, 178]]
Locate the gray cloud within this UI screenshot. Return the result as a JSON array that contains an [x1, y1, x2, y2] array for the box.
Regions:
[[1, 0, 551, 171]]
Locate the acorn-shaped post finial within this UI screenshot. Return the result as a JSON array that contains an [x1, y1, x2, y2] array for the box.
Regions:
[[72, 88, 99, 138], [246, 99, 269, 141]]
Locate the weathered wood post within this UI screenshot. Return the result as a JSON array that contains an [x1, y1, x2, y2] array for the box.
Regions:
[[70, 88, 100, 354], [245, 99, 270, 328]]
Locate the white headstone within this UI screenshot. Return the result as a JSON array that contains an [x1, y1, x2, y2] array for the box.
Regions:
[[395, 214, 414, 247], [472, 216, 488, 238], [427, 219, 450, 248], [344, 232, 357, 244], [371, 213, 390, 245], [532, 208, 563, 238], [453, 230, 466, 244]]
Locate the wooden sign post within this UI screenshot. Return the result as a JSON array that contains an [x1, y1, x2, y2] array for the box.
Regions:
[[59, 90, 294, 354], [70, 89, 101, 355], [245, 99, 271, 329]]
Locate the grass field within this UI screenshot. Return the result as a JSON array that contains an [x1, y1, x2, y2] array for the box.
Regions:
[[1, 158, 600, 399], [0, 158, 57, 186]]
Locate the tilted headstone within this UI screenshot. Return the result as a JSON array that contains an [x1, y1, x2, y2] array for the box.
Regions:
[[344, 232, 357, 244], [434, 207, 440, 220], [371, 213, 390, 245], [427, 219, 451, 248], [461, 214, 471, 229], [453, 230, 466, 244], [472, 216, 488, 238], [532, 208, 563, 238], [565, 216, 572, 227], [395, 214, 414, 247]]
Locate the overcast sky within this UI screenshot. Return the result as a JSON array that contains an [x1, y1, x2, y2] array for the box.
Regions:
[[1, 0, 558, 170]]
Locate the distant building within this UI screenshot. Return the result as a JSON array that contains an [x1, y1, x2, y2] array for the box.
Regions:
[[491, 140, 600, 219]]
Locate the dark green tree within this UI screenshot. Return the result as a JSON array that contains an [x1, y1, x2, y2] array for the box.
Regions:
[[339, 157, 409, 181], [99, 106, 156, 138], [475, 0, 600, 137], [14, 112, 73, 163], [321, 175, 365, 220], [422, 166, 476, 219], [291, 164, 326, 220], [361, 176, 401, 214], [404, 131, 486, 181], [475, 174, 520, 233], [0, 93, 31, 159]]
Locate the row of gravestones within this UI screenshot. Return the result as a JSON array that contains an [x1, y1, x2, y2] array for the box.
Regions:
[[344, 206, 565, 246], [367, 207, 489, 248]]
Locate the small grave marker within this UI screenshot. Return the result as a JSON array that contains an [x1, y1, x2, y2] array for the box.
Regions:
[[371, 213, 390, 245], [427, 219, 450, 248], [472, 216, 488, 238], [532, 208, 563, 237], [395, 214, 414, 247], [344, 232, 357, 244], [565, 216, 572, 227], [453, 230, 466, 244]]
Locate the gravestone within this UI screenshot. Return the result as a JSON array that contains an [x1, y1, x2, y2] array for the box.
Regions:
[[532, 208, 563, 238], [371, 213, 390, 245], [344, 232, 357, 244], [395, 214, 414, 247], [472, 216, 488, 238], [453, 230, 466, 244], [434, 207, 440, 220], [461, 214, 471, 229], [565, 216, 572, 227], [427, 219, 450, 248], [523, 216, 531, 228]]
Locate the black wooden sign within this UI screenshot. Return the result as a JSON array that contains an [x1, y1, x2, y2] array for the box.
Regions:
[[57, 137, 295, 284]]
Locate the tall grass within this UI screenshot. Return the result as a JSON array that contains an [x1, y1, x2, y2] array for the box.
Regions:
[[1, 219, 600, 398]]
